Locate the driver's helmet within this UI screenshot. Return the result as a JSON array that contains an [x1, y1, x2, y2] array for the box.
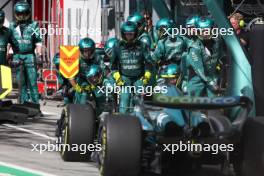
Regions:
[[85, 64, 103, 86], [160, 64, 181, 85]]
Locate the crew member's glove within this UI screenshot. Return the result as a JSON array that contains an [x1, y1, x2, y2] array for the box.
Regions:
[[113, 71, 124, 86], [84, 84, 96, 92], [140, 71, 151, 85], [216, 63, 221, 72], [216, 58, 223, 72], [74, 84, 83, 93]]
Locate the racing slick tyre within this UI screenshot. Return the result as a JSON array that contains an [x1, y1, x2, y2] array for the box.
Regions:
[[241, 116, 264, 176], [98, 115, 142, 176], [60, 104, 96, 161]]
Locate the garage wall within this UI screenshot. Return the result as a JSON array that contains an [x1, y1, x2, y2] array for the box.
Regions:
[[63, 0, 102, 45]]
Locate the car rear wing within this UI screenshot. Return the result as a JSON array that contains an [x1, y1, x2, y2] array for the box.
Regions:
[[144, 94, 253, 110]]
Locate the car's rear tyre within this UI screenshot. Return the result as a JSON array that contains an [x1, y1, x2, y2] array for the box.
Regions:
[[60, 104, 95, 161], [98, 115, 142, 176], [240, 116, 264, 176]]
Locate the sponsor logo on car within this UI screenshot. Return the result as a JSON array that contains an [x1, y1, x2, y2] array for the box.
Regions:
[[153, 94, 239, 105]]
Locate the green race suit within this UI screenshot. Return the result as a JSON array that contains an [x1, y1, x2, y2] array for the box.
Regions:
[[139, 31, 152, 50], [181, 38, 210, 96], [201, 37, 223, 97], [73, 54, 103, 104], [152, 36, 187, 67], [9, 21, 42, 103], [0, 26, 12, 65], [110, 40, 152, 113]]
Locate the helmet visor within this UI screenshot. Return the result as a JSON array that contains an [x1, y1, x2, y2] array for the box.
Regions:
[[157, 26, 168, 39], [15, 11, 30, 21], [198, 28, 213, 40], [81, 48, 95, 59], [123, 32, 136, 42], [87, 72, 102, 85], [162, 73, 181, 85]]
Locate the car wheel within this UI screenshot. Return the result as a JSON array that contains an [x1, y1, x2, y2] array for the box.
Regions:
[[60, 104, 95, 161], [98, 115, 142, 176]]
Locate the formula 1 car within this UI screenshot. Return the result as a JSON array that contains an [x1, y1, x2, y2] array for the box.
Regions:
[[97, 84, 253, 176]]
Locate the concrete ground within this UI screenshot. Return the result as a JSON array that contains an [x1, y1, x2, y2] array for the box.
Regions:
[[0, 100, 99, 176]]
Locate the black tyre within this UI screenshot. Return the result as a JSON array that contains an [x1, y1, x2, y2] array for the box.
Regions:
[[60, 104, 95, 161], [98, 115, 142, 176], [240, 117, 264, 176]]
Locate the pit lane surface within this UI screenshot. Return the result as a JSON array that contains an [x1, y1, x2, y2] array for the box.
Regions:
[[0, 100, 99, 176], [0, 100, 227, 176]]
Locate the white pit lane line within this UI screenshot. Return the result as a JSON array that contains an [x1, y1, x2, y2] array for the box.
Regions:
[[0, 161, 57, 176], [42, 111, 59, 116], [2, 124, 57, 141]]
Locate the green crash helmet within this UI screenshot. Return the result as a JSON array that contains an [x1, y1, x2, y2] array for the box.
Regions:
[[85, 64, 103, 86], [79, 37, 96, 50], [53, 53, 60, 70], [14, 1, 31, 22], [104, 37, 118, 58], [195, 17, 214, 40], [160, 64, 181, 85], [0, 10, 5, 27], [160, 64, 180, 78], [155, 17, 174, 39], [185, 15, 200, 37], [185, 15, 200, 27], [195, 17, 214, 29], [127, 12, 146, 35], [121, 21, 138, 43], [78, 37, 96, 59]]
